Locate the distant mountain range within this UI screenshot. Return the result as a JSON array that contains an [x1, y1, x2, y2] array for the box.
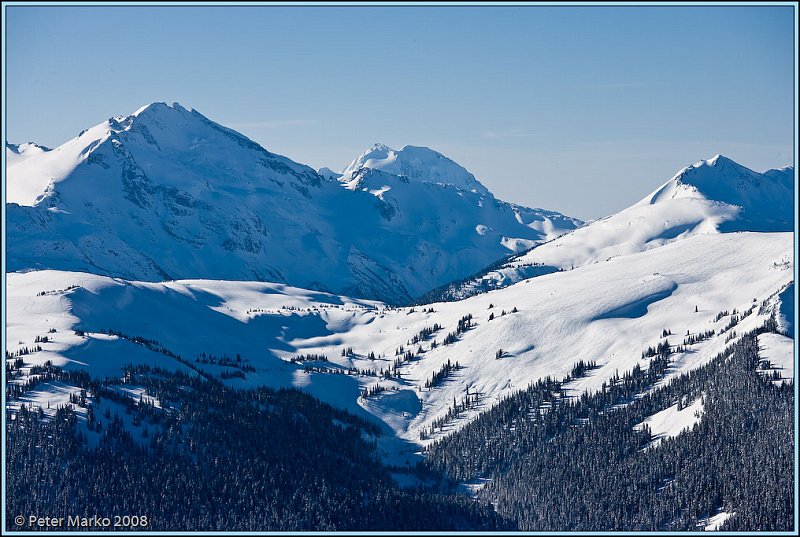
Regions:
[[423, 154, 795, 301], [5, 101, 794, 532], [6, 102, 581, 303]]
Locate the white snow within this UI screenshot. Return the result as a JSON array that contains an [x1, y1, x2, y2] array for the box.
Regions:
[[701, 511, 734, 531], [106, 384, 162, 408], [6, 230, 792, 462], [340, 143, 491, 196], [6, 102, 580, 303], [4, 105, 794, 467], [7, 380, 87, 420], [757, 332, 794, 384], [635, 395, 705, 448], [6, 142, 50, 168], [447, 156, 794, 298]]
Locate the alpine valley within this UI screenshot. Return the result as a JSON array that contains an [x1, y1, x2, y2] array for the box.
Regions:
[[5, 102, 796, 532]]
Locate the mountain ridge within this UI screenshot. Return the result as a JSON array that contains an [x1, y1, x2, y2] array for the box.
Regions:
[[6, 102, 581, 303], [417, 154, 795, 301]]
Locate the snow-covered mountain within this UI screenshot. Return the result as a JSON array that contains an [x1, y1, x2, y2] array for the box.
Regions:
[[5, 114, 794, 467], [317, 166, 342, 181], [6, 142, 53, 204], [5, 102, 581, 303], [434, 155, 795, 300], [6, 141, 51, 165], [5, 102, 793, 466], [340, 143, 491, 196]]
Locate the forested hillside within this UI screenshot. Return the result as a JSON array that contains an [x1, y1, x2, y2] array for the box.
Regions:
[[6, 365, 506, 531], [426, 323, 794, 531]]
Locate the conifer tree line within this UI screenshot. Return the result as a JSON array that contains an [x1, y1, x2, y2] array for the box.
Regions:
[[5, 308, 793, 531], [424, 321, 793, 531], [6, 365, 506, 531], [425, 359, 462, 389]]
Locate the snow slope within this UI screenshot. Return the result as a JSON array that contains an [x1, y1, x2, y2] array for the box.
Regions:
[[336, 165, 580, 255], [519, 155, 793, 269], [634, 395, 705, 448], [702, 511, 734, 531], [6, 232, 792, 460], [6, 142, 51, 167], [5, 142, 53, 204], [438, 155, 795, 299], [6, 102, 580, 303], [757, 332, 794, 384]]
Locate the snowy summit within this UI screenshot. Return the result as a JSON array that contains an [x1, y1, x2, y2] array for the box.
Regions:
[[341, 143, 492, 196], [5, 102, 581, 303]]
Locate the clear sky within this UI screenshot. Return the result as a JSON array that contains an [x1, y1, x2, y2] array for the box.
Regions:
[[4, 4, 795, 220]]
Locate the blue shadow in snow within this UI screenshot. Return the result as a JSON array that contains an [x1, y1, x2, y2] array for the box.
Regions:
[[593, 283, 678, 320]]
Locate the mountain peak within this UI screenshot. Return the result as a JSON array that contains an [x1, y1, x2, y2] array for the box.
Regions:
[[351, 143, 395, 165], [318, 167, 342, 181], [131, 101, 191, 117], [7, 141, 52, 153], [7, 103, 581, 303], [679, 155, 765, 187], [7, 140, 51, 161], [7, 101, 325, 208], [341, 143, 491, 196], [637, 154, 794, 232], [707, 154, 731, 165], [93, 102, 201, 138], [694, 154, 744, 172]]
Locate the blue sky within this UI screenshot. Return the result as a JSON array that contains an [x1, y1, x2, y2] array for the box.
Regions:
[[4, 4, 795, 220]]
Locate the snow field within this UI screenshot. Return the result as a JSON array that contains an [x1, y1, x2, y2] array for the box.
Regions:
[[6, 232, 793, 462]]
